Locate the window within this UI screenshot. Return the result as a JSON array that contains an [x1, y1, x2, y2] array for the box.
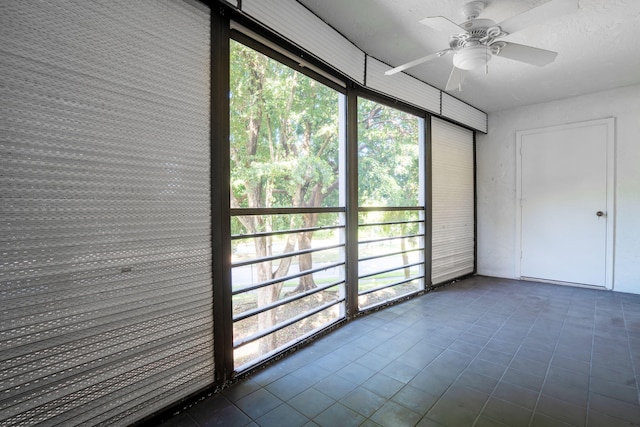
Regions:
[[229, 39, 346, 370], [357, 98, 426, 309]]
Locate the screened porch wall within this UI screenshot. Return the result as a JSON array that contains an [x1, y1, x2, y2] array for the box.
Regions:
[[0, 1, 480, 425]]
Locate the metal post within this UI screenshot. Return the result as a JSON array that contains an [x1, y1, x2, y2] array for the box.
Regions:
[[211, 5, 235, 383]]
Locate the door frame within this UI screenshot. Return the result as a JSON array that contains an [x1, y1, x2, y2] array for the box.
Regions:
[[515, 118, 615, 289]]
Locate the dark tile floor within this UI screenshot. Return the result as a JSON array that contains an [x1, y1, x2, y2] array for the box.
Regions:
[[159, 276, 640, 426]]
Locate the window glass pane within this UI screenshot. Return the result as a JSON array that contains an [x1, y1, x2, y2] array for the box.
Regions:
[[357, 98, 424, 309], [230, 40, 345, 370], [357, 98, 420, 207], [230, 40, 341, 209]]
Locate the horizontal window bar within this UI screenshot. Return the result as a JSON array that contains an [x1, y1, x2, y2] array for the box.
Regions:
[[231, 207, 345, 216], [358, 261, 423, 280], [359, 219, 423, 228], [232, 243, 345, 268], [234, 317, 347, 374], [231, 224, 344, 240], [359, 233, 424, 246], [358, 206, 424, 212], [359, 275, 425, 297], [358, 247, 424, 263], [232, 261, 345, 295], [233, 299, 344, 349], [233, 279, 345, 322]]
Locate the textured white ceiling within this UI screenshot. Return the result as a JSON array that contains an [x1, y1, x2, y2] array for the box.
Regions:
[[297, 0, 640, 112]]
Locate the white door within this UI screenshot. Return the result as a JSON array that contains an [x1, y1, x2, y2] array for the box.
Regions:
[[517, 119, 614, 288]]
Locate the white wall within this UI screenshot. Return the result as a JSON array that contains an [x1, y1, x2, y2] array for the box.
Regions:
[[477, 84, 640, 294]]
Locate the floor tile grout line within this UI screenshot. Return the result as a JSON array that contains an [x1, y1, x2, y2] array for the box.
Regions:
[[583, 291, 597, 427], [185, 411, 203, 427], [620, 297, 640, 406], [179, 279, 640, 427], [246, 287, 483, 426], [471, 288, 567, 427], [405, 281, 507, 425], [525, 289, 594, 427], [270, 296, 408, 424], [357, 284, 497, 422], [319, 289, 485, 426], [401, 281, 534, 427]]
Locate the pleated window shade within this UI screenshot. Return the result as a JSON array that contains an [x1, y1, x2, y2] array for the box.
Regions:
[[241, 0, 366, 84], [441, 92, 488, 134], [431, 117, 475, 284], [0, 1, 213, 426], [365, 56, 441, 115]]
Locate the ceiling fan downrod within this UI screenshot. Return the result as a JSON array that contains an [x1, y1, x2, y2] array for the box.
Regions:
[[460, 1, 485, 20]]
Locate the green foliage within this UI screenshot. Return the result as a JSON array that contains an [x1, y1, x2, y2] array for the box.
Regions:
[[357, 98, 420, 208], [229, 40, 425, 362], [230, 40, 340, 234], [230, 41, 422, 236]]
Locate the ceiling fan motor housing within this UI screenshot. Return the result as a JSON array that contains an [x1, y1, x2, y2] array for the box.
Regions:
[[453, 44, 491, 70]]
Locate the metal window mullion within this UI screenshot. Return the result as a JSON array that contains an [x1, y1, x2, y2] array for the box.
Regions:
[[473, 130, 478, 274], [345, 89, 359, 317], [211, 7, 234, 383], [418, 114, 427, 291], [231, 261, 345, 295], [233, 279, 345, 322], [231, 243, 345, 268], [233, 299, 344, 348], [424, 115, 433, 288]]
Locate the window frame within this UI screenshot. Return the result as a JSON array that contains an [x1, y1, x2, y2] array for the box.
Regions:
[[353, 93, 429, 310], [227, 32, 348, 371], [212, 4, 474, 382]]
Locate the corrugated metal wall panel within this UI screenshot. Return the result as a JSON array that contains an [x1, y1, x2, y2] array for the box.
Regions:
[[441, 92, 488, 133], [242, 0, 365, 84], [365, 57, 441, 115], [0, 1, 213, 425], [431, 118, 475, 284]]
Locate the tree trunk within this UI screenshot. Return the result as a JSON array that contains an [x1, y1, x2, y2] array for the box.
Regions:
[[400, 224, 410, 279], [255, 219, 297, 354], [288, 178, 337, 295], [294, 229, 316, 293], [256, 279, 279, 354]]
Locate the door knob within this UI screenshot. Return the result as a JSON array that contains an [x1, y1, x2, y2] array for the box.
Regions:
[[596, 211, 605, 217]]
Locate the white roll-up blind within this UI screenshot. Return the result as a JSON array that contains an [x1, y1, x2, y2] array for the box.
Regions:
[[0, 1, 213, 426], [441, 93, 488, 133], [242, 0, 365, 84], [431, 118, 475, 284], [365, 57, 441, 115]]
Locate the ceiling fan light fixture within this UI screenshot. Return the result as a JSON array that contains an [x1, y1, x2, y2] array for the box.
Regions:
[[453, 45, 491, 70]]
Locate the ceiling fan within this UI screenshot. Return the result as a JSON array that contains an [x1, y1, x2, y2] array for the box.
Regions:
[[385, 0, 578, 91]]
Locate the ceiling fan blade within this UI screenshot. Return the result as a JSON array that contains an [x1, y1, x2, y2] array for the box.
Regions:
[[419, 16, 466, 34], [493, 42, 558, 66], [497, 0, 578, 35], [385, 49, 451, 75], [445, 67, 465, 91]]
